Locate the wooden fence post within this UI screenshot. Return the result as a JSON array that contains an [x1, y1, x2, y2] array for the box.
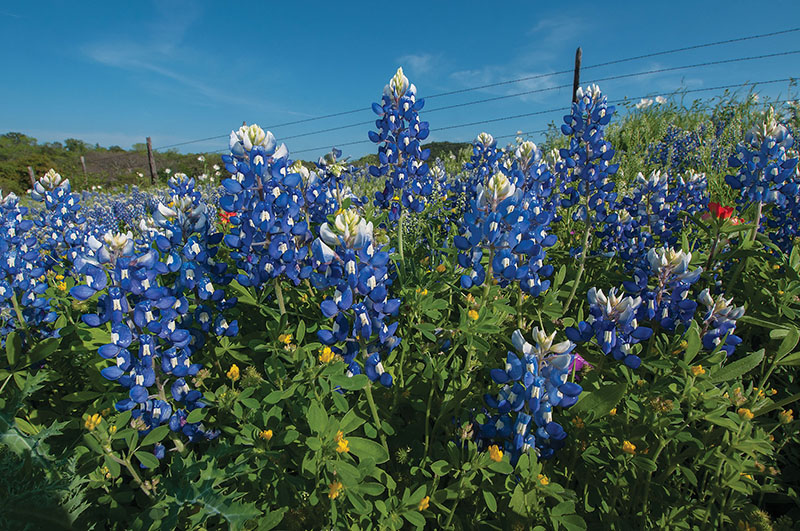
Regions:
[[146, 137, 157, 185], [27, 166, 36, 188], [572, 47, 582, 104], [80, 155, 88, 188]]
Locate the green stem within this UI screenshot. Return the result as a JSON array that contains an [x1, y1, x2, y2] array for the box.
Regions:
[[563, 223, 592, 314], [751, 201, 763, 243], [0, 373, 12, 395], [423, 382, 436, 459], [274, 278, 286, 316], [443, 476, 465, 529], [364, 383, 389, 454], [11, 292, 28, 332], [398, 214, 405, 263], [109, 454, 152, 498]]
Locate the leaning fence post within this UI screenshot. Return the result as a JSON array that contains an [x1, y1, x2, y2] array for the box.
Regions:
[[146, 136, 157, 186], [572, 47, 582, 104], [27, 166, 36, 188]]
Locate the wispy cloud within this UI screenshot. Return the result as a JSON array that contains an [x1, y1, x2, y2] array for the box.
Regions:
[[396, 53, 439, 76]]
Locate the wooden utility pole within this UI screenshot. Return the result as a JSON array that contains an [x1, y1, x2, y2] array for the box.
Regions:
[[572, 47, 582, 104], [27, 166, 36, 188], [146, 137, 157, 185]]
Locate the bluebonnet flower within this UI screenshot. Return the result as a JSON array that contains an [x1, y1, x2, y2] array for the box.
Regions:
[[726, 107, 797, 207], [219, 124, 312, 288], [0, 190, 56, 340], [623, 247, 702, 331], [29, 169, 87, 264], [566, 287, 653, 369], [557, 84, 619, 228], [697, 289, 744, 356], [370, 67, 432, 221], [478, 328, 580, 462], [70, 224, 219, 464], [311, 210, 400, 387], [454, 140, 557, 295]]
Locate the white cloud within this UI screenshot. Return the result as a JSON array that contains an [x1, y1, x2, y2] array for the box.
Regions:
[[396, 53, 438, 75]]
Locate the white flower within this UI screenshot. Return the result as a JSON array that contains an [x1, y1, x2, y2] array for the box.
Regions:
[[165, 168, 172, 174], [197, 155, 205, 162], [655, 96, 666, 104], [636, 98, 654, 109]]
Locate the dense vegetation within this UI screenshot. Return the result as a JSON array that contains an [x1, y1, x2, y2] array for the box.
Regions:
[[1, 68, 799, 530]]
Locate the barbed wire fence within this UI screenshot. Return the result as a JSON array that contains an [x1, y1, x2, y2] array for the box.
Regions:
[[54, 27, 800, 186]]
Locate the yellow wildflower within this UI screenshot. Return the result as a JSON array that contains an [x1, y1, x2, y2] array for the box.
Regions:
[[108, 425, 117, 435], [319, 346, 335, 364], [55, 274, 65, 281], [436, 263, 446, 273], [538, 474, 549, 486], [779, 409, 793, 424], [85, 413, 102, 431], [259, 429, 273, 441], [738, 408, 754, 420], [418, 495, 430, 511], [691, 365, 705, 376], [328, 481, 343, 500], [468, 309, 479, 320], [227, 364, 240, 381], [488, 444, 503, 462], [622, 440, 636, 455], [609, 408, 617, 416], [56, 281, 67, 291], [778, 290, 785, 295], [336, 438, 350, 454], [278, 333, 292, 345], [772, 264, 781, 270]]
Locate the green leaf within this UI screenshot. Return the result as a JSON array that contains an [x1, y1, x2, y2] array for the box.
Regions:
[[683, 322, 702, 364], [571, 383, 627, 419], [296, 320, 306, 343], [62, 391, 102, 402], [776, 327, 799, 360], [186, 408, 206, 424], [347, 436, 389, 464], [25, 338, 61, 366], [711, 350, 764, 383], [135, 450, 160, 469], [307, 401, 328, 433], [431, 460, 450, 475], [141, 425, 170, 447], [329, 373, 368, 391], [5, 331, 21, 366], [483, 490, 497, 512], [402, 511, 426, 528], [488, 460, 513, 474]]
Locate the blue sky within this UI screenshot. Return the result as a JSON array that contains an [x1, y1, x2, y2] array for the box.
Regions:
[[1, 1, 799, 161]]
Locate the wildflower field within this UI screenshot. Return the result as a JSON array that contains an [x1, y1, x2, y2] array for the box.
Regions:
[[2, 68, 800, 530]]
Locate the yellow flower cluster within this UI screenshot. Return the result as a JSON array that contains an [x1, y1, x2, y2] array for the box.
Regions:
[[622, 440, 636, 455], [488, 444, 503, 462], [328, 481, 343, 500], [227, 364, 240, 381], [468, 309, 479, 321], [85, 413, 102, 431], [436, 263, 446, 273], [415, 287, 428, 296], [538, 473, 549, 486], [278, 333, 292, 345], [418, 496, 430, 511], [319, 346, 334, 364], [335, 430, 350, 453], [691, 365, 705, 376], [738, 408, 754, 421], [779, 409, 793, 424], [259, 429, 273, 441]]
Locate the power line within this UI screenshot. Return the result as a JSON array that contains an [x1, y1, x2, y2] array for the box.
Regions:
[[150, 27, 800, 152], [288, 77, 797, 155], [228, 51, 800, 146]]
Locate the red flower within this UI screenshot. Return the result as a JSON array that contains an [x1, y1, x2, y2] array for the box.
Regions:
[[219, 210, 234, 225], [709, 202, 734, 220]]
